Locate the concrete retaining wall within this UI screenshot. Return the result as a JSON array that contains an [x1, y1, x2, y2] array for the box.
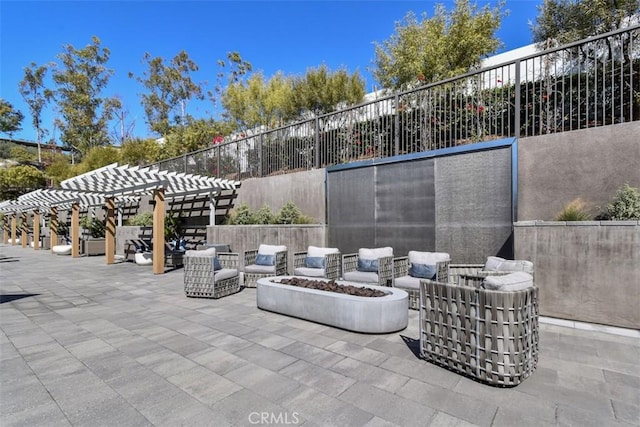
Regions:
[[235, 168, 326, 224], [207, 225, 327, 271], [514, 221, 640, 329], [518, 122, 640, 221]]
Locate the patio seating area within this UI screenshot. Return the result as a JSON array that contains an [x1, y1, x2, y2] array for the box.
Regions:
[[1, 243, 638, 426]]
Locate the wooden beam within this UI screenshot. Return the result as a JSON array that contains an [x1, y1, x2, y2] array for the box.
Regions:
[[21, 213, 27, 248], [50, 207, 58, 253], [11, 215, 17, 245], [71, 203, 80, 258], [152, 188, 165, 274], [2, 215, 8, 244], [105, 197, 115, 265], [33, 211, 40, 250]]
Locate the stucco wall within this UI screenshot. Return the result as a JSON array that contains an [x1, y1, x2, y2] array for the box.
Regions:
[[514, 221, 640, 329], [518, 122, 640, 221], [235, 168, 326, 224]]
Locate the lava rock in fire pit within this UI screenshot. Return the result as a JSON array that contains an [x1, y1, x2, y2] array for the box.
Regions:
[[276, 277, 387, 297]]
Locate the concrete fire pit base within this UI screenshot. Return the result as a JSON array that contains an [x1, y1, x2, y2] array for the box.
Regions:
[[256, 276, 408, 333]]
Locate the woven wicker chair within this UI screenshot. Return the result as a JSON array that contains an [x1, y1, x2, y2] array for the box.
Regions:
[[243, 245, 288, 288], [419, 275, 538, 387], [342, 247, 394, 286], [184, 250, 241, 299], [392, 251, 450, 310], [293, 246, 341, 280], [449, 256, 535, 284]]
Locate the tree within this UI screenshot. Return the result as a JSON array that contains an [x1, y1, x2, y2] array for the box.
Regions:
[[210, 51, 253, 115], [132, 51, 203, 136], [373, 0, 505, 91], [0, 99, 24, 137], [45, 154, 73, 187], [291, 64, 366, 118], [52, 36, 121, 155], [19, 62, 54, 163], [161, 117, 235, 159], [532, 0, 639, 46], [0, 165, 46, 200], [119, 137, 161, 166], [222, 71, 297, 130], [111, 97, 136, 145], [71, 145, 120, 176]]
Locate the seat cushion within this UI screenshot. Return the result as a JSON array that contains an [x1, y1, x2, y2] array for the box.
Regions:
[[394, 275, 422, 290], [344, 270, 379, 284], [294, 267, 327, 278], [214, 268, 238, 282], [52, 245, 72, 255], [482, 272, 534, 291], [245, 264, 276, 274]]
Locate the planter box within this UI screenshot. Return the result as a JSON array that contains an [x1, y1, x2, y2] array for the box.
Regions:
[[257, 276, 408, 333], [515, 220, 640, 329], [83, 238, 106, 256]]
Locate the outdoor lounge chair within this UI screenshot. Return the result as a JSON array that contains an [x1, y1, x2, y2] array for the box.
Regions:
[[293, 245, 341, 280], [184, 248, 241, 299], [342, 247, 394, 286], [243, 244, 288, 288], [449, 256, 534, 284], [419, 273, 538, 386], [392, 251, 450, 310]]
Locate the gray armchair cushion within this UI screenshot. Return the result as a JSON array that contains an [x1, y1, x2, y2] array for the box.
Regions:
[[214, 268, 238, 282], [294, 266, 327, 278], [344, 270, 379, 284], [245, 264, 276, 274], [482, 272, 534, 291], [394, 275, 421, 290]]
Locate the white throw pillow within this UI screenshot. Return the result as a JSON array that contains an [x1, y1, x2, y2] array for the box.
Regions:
[[408, 251, 450, 265], [484, 256, 505, 271], [258, 244, 287, 255], [308, 245, 339, 257], [482, 272, 534, 291], [359, 247, 393, 260]]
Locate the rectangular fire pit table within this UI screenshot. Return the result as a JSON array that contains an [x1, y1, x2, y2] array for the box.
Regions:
[[256, 276, 408, 333]]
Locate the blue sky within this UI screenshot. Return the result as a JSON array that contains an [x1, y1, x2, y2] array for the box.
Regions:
[[1, 0, 542, 142]]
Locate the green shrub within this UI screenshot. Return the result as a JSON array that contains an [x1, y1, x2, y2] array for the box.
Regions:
[[254, 205, 276, 224], [604, 184, 640, 220], [226, 201, 317, 225], [276, 201, 302, 224], [555, 198, 591, 221], [126, 212, 153, 226], [80, 217, 106, 238], [227, 203, 255, 225]]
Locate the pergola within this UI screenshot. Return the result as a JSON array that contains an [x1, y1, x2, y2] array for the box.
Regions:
[[60, 163, 240, 274], [1, 163, 240, 274]]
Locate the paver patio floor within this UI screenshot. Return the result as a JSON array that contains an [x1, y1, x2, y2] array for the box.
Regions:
[[1, 244, 638, 426]]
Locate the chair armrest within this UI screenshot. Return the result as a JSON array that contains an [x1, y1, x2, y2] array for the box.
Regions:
[[275, 250, 288, 275], [218, 252, 239, 269], [393, 256, 409, 279], [294, 251, 308, 269], [244, 249, 258, 266], [435, 260, 450, 283], [378, 255, 394, 286], [342, 253, 358, 274], [324, 252, 341, 280], [449, 263, 484, 283]]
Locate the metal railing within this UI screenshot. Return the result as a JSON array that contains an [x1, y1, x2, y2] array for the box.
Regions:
[[157, 25, 639, 180]]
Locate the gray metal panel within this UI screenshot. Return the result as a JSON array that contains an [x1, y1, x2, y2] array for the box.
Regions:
[[435, 147, 513, 263], [375, 160, 435, 256], [327, 168, 375, 254]]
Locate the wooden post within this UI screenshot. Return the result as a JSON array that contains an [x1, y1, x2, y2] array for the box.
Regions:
[[2, 216, 8, 244], [152, 188, 165, 274], [10, 214, 17, 245], [50, 207, 58, 253], [105, 197, 115, 265], [21, 212, 27, 248], [71, 203, 80, 258], [33, 210, 40, 250]]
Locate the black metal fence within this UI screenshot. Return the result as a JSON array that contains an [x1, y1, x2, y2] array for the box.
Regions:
[[157, 25, 639, 180]]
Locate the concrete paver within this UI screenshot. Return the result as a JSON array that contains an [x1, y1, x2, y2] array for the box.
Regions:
[[1, 244, 639, 426]]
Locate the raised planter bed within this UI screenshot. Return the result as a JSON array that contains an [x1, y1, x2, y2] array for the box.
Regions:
[[256, 276, 408, 333]]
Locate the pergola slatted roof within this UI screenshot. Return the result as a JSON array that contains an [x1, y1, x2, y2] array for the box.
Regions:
[[61, 163, 240, 197], [16, 188, 139, 211]]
